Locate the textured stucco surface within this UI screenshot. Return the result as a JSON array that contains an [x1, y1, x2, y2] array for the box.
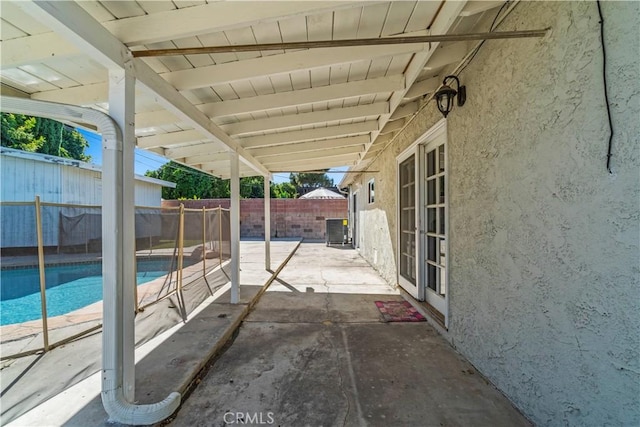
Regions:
[[352, 2, 639, 426]]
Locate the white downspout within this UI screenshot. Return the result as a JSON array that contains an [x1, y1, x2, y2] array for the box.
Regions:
[[0, 97, 180, 425]]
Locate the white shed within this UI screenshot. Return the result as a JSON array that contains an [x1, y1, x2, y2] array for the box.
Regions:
[[0, 146, 174, 206], [0, 147, 175, 248]]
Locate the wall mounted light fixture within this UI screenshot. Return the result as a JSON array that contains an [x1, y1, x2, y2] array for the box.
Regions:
[[435, 75, 466, 118]]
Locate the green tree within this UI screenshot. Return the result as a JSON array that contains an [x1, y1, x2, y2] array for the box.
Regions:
[[289, 171, 334, 188], [1, 113, 90, 161], [271, 182, 297, 198], [146, 162, 299, 199], [1, 113, 45, 152], [146, 161, 227, 199]]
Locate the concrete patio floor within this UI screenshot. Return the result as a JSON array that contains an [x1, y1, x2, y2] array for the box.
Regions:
[[169, 243, 531, 427]]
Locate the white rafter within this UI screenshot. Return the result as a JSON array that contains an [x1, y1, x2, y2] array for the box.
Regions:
[[239, 121, 378, 149], [247, 135, 369, 158], [221, 103, 388, 137], [164, 44, 425, 91], [202, 75, 404, 117]]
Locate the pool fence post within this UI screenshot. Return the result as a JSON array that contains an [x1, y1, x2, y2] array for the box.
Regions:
[[202, 206, 213, 295], [177, 204, 186, 321], [218, 206, 223, 267], [35, 195, 50, 351]]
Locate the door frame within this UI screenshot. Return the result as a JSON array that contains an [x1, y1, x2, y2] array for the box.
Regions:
[[396, 119, 449, 323]]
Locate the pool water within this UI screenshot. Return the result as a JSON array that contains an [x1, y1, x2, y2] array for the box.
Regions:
[[0, 260, 173, 326]]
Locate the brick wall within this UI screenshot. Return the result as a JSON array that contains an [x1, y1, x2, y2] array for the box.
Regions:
[[162, 198, 348, 240]]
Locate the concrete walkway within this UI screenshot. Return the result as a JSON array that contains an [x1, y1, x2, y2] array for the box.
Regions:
[[170, 243, 531, 427]]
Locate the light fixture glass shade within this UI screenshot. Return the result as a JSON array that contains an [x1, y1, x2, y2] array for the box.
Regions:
[[435, 84, 457, 118]]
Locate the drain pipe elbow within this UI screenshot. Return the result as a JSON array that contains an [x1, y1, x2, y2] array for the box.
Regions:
[[102, 380, 180, 425], [0, 96, 182, 425]]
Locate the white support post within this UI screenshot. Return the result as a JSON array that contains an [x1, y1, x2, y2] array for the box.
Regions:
[[264, 177, 271, 271], [107, 65, 136, 402], [230, 151, 240, 303]]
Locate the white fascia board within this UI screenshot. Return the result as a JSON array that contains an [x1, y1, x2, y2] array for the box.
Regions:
[[203, 75, 405, 117], [221, 103, 388, 137], [23, 1, 269, 177], [239, 121, 378, 149], [165, 44, 425, 91]]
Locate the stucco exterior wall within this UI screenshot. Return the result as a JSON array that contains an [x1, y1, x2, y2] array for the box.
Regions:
[[351, 2, 639, 426]]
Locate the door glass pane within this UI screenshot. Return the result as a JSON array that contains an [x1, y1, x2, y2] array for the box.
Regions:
[[427, 208, 436, 233], [439, 176, 445, 204], [399, 155, 416, 285], [427, 150, 435, 177], [427, 179, 436, 205], [439, 144, 445, 173], [428, 264, 437, 291], [427, 236, 436, 262], [439, 207, 445, 234]]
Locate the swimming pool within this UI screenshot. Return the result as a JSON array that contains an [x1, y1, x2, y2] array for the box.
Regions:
[[0, 259, 176, 326]]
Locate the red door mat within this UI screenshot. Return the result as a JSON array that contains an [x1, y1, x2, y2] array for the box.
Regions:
[[375, 300, 426, 322]]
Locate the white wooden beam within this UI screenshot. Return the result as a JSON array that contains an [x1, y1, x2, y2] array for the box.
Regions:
[[184, 152, 231, 164], [404, 76, 440, 99], [266, 156, 359, 171], [221, 103, 388, 137], [257, 145, 362, 164], [30, 82, 107, 105], [22, 1, 269, 177], [0, 33, 79, 69], [423, 42, 470, 71], [165, 44, 425, 91], [198, 160, 234, 170], [203, 75, 404, 117], [136, 109, 180, 129], [390, 101, 419, 120], [380, 119, 405, 135], [248, 135, 369, 157], [460, 1, 504, 17], [136, 130, 209, 149], [165, 143, 226, 159], [239, 121, 378, 149]]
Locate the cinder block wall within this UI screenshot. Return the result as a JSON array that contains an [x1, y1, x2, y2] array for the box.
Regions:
[[163, 198, 347, 240]]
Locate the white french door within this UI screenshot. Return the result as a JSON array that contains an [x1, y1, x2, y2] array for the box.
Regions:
[[420, 133, 447, 316], [397, 152, 418, 297], [397, 120, 448, 321]]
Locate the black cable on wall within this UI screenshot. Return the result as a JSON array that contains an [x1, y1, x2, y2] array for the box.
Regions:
[[597, 0, 614, 173]]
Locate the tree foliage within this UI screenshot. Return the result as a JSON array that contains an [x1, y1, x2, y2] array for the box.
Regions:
[[289, 171, 334, 188], [145, 162, 298, 199], [1, 113, 90, 161]]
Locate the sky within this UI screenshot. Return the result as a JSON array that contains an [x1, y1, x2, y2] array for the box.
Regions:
[[78, 128, 346, 184]]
